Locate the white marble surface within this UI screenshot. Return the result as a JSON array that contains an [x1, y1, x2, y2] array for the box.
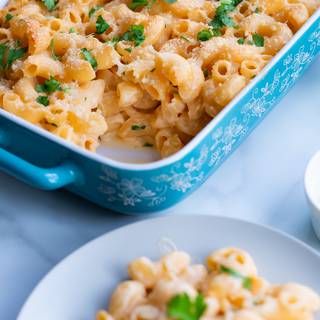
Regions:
[[1, 57, 319, 320]]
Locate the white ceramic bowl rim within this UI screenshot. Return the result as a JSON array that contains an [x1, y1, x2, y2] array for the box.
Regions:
[[305, 150, 320, 210]]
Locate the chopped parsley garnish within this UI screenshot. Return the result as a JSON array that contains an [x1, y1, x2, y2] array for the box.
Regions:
[[121, 25, 145, 47], [220, 265, 253, 290], [252, 33, 264, 47], [212, 28, 222, 36], [197, 29, 214, 41], [144, 142, 153, 147], [5, 13, 13, 21], [209, 0, 243, 34], [125, 47, 132, 53], [89, 5, 102, 18], [42, 0, 57, 11], [106, 25, 146, 47], [35, 76, 68, 106], [50, 39, 60, 61], [36, 76, 62, 94], [167, 293, 207, 320], [203, 68, 209, 77], [180, 35, 191, 42], [96, 15, 110, 34], [237, 37, 245, 44], [106, 24, 147, 47], [69, 27, 76, 33], [7, 47, 27, 68], [36, 95, 49, 106], [163, 0, 177, 3], [81, 48, 98, 70], [128, 0, 148, 10], [0, 44, 27, 70], [254, 7, 259, 13], [131, 124, 146, 130], [0, 44, 7, 69]]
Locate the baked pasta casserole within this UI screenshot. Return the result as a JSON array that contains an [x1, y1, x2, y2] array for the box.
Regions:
[[0, 0, 318, 157], [96, 247, 320, 320]]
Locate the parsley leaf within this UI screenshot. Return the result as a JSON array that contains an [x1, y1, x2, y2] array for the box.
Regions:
[[163, 0, 177, 3], [209, 0, 243, 33], [96, 15, 110, 34], [237, 37, 245, 44], [197, 29, 213, 41], [107, 25, 146, 47], [69, 27, 76, 33], [80, 48, 98, 70], [36, 95, 49, 106], [0, 43, 27, 70], [180, 35, 191, 42], [209, 18, 224, 30], [220, 265, 253, 290], [50, 39, 60, 61], [252, 33, 264, 47], [0, 44, 8, 70], [89, 6, 102, 18], [125, 47, 132, 53], [36, 76, 62, 94], [128, 0, 149, 10], [5, 13, 13, 21], [122, 25, 145, 47], [131, 124, 146, 130], [6, 47, 27, 69], [42, 0, 57, 11], [167, 293, 207, 320]]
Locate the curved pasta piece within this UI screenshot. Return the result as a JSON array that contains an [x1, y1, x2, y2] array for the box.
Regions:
[[23, 52, 64, 79], [109, 281, 146, 319], [156, 53, 204, 103]]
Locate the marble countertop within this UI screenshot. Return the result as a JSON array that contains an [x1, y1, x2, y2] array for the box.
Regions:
[[1, 58, 320, 320]]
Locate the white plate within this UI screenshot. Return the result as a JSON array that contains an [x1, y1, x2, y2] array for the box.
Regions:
[[18, 215, 320, 320]]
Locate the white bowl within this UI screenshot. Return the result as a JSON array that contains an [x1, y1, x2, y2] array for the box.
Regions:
[[305, 150, 320, 240], [18, 215, 320, 320]]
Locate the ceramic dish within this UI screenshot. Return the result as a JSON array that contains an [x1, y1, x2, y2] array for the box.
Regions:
[[17, 215, 320, 320], [0, 2, 319, 213], [305, 150, 320, 240]]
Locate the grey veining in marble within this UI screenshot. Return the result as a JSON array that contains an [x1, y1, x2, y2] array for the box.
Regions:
[[0, 57, 319, 320]]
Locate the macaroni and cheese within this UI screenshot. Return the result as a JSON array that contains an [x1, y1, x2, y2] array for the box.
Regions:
[[96, 248, 320, 320], [0, 0, 318, 157]]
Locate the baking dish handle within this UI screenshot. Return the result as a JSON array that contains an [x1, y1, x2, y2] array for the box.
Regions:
[[0, 147, 80, 190]]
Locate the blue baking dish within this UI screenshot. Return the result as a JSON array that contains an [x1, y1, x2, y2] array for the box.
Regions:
[[0, 9, 319, 214]]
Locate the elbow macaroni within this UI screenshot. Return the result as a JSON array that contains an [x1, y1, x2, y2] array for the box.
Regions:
[[0, 0, 318, 156], [96, 248, 320, 320]]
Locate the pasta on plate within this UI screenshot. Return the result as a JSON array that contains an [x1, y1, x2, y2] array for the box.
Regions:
[[0, 0, 318, 157], [96, 247, 320, 320]]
